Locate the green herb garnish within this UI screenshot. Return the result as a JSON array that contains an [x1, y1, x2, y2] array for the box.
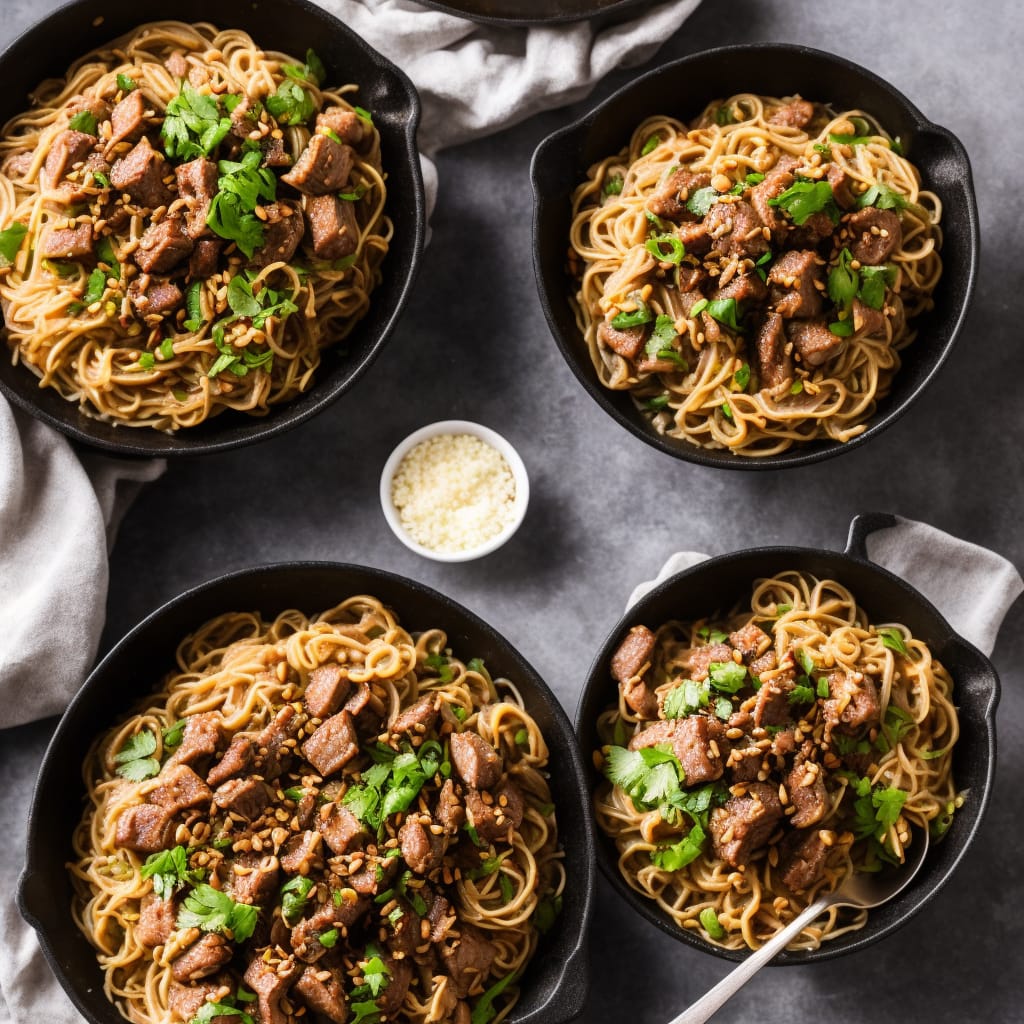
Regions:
[[162, 83, 232, 161], [141, 845, 203, 899], [177, 883, 259, 941], [114, 730, 160, 781], [768, 179, 840, 226]]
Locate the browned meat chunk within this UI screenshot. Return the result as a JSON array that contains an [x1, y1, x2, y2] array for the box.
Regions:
[[168, 978, 235, 1023], [257, 704, 298, 781], [317, 801, 365, 855], [344, 682, 385, 723], [709, 781, 783, 867], [787, 317, 847, 367], [786, 757, 828, 828], [43, 130, 95, 186], [165, 52, 188, 79], [768, 249, 824, 319], [294, 965, 348, 1024], [302, 710, 359, 777], [629, 715, 725, 785], [280, 830, 324, 876], [2, 151, 34, 179], [677, 219, 711, 255], [622, 674, 659, 720], [779, 829, 829, 891], [751, 166, 795, 240], [852, 297, 887, 336], [845, 207, 902, 264], [296, 791, 317, 830], [244, 953, 300, 1024], [727, 745, 764, 783], [750, 648, 778, 679], [824, 669, 880, 735], [305, 193, 359, 261], [292, 897, 368, 962], [59, 150, 111, 201], [675, 264, 705, 292], [753, 668, 796, 728], [712, 272, 767, 306], [752, 312, 791, 390], [827, 162, 857, 210], [768, 99, 815, 129], [136, 894, 177, 947], [39, 221, 93, 259], [598, 319, 645, 359], [729, 623, 772, 662], [400, 815, 447, 874], [167, 713, 222, 769], [304, 664, 352, 719], [135, 216, 193, 273], [792, 209, 837, 248], [377, 956, 414, 1016], [213, 778, 272, 820], [440, 923, 497, 999], [427, 890, 456, 943], [611, 625, 656, 684], [450, 731, 502, 791], [436, 778, 465, 835], [684, 643, 734, 681], [466, 779, 525, 843], [705, 200, 769, 259], [172, 934, 232, 982], [317, 108, 365, 147], [189, 238, 221, 279], [66, 94, 111, 124], [109, 90, 147, 147], [115, 804, 174, 853], [282, 134, 354, 195], [250, 200, 304, 268], [390, 693, 439, 738], [205, 733, 256, 786], [128, 277, 183, 317], [149, 764, 212, 814], [229, 851, 279, 905], [646, 169, 711, 222], [261, 135, 291, 168], [175, 158, 218, 238], [110, 138, 173, 209]]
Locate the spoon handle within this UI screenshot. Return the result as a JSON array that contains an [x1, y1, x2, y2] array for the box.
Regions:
[[667, 896, 831, 1024]]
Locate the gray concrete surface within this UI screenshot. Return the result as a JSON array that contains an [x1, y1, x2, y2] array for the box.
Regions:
[[2, 0, 1022, 1021]]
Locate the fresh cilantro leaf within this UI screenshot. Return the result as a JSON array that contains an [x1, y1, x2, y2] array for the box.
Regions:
[[192, 1000, 254, 1024], [828, 247, 858, 307], [878, 628, 908, 656], [686, 186, 718, 217], [640, 133, 660, 156], [652, 822, 706, 870], [283, 49, 326, 86], [610, 298, 652, 330], [68, 110, 98, 135], [829, 319, 854, 337], [0, 223, 28, 264], [114, 730, 160, 781], [768, 180, 840, 225], [663, 679, 709, 719], [788, 684, 814, 705], [162, 83, 232, 161], [604, 744, 685, 809], [732, 362, 750, 391], [707, 661, 747, 693], [697, 627, 729, 644], [858, 264, 897, 310], [604, 174, 624, 196], [318, 928, 339, 948], [471, 970, 520, 1024], [280, 875, 315, 924], [645, 314, 678, 357], [162, 719, 187, 749], [141, 845, 203, 899], [706, 297, 742, 332], [227, 275, 261, 317], [875, 705, 915, 753], [178, 884, 258, 941], [857, 182, 908, 211], [117, 73, 137, 92], [425, 652, 454, 683], [349, 1001, 381, 1024], [266, 81, 315, 126], [699, 906, 726, 940], [645, 233, 685, 264], [828, 132, 877, 146], [714, 696, 733, 720]]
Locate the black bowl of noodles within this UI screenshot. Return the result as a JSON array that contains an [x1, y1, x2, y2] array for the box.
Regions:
[[0, 0, 424, 456], [575, 513, 999, 961], [531, 43, 978, 469], [17, 563, 593, 1024]]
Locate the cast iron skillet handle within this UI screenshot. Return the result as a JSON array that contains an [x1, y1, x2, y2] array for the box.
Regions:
[[16, 867, 46, 928], [845, 512, 899, 562]]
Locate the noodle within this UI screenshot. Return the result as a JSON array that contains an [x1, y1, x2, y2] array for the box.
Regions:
[[594, 572, 959, 951], [569, 93, 942, 456], [0, 22, 392, 430], [70, 596, 563, 1024]]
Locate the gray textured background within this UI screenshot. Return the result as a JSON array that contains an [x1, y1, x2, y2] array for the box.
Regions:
[[2, 0, 1023, 1021]]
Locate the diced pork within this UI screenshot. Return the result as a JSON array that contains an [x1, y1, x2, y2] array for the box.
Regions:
[[450, 732, 502, 791], [256, 705, 297, 781], [294, 964, 348, 1024], [390, 693, 439, 738], [244, 953, 300, 1024], [726, 744, 764, 783], [135, 216, 193, 273], [709, 781, 783, 867], [136, 894, 177, 947], [115, 804, 175, 853], [189, 238, 221, 279], [317, 108, 365, 147], [712, 272, 767, 306], [753, 668, 796, 728], [779, 828, 829, 891], [43, 130, 95, 186], [852, 297, 887, 336], [167, 978, 234, 1023], [827, 162, 858, 210], [676, 219, 711, 255], [466, 779, 525, 844], [249, 200, 304, 269], [165, 52, 188, 79], [175, 158, 218, 238], [684, 643, 734, 681], [435, 778, 465, 835], [128, 277, 183, 317], [109, 138, 173, 209], [611, 625, 656, 683], [823, 669, 881, 736], [305, 193, 359, 261], [302, 710, 359, 777], [728, 622, 772, 662], [598, 319, 646, 359], [171, 934, 232, 982], [205, 733, 256, 786], [400, 815, 447, 875], [304, 664, 352, 720], [786, 757, 829, 828], [281, 134, 354, 195], [768, 99, 815, 129], [787, 317, 847, 367], [66, 94, 111, 125], [844, 207, 902, 264], [751, 165, 796, 241], [229, 851, 280, 906], [213, 778, 272, 820], [39, 222, 93, 259], [378, 957, 414, 1016], [753, 311, 793, 390], [279, 830, 324, 876], [148, 764, 212, 814], [646, 169, 711, 223], [628, 714, 725, 785], [705, 200, 769, 259], [439, 923, 497, 999], [768, 249, 824, 319], [108, 90, 147, 147], [317, 801, 365, 855]]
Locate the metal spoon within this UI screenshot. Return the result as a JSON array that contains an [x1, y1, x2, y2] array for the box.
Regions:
[[670, 830, 931, 1024]]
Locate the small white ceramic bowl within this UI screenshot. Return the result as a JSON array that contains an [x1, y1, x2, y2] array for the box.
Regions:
[[379, 420, 530, 562]]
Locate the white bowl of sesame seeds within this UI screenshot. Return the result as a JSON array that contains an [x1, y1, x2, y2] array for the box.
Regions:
[[379, 420, 529, 562]]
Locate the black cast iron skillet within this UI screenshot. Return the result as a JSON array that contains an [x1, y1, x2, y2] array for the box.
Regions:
[[532, 44, 979, 471], [0, 0, 425, 457], [17, 563, 593, 1024], [575, 512, 999, 962]]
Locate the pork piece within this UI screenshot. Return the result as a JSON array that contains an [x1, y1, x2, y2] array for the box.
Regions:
[[390, 693, 439, 738], [844, 207, 902, 265], [149, 764, 212, 814], [792, 209, 837, 248], [677, 219, 711, 255], [128, 277, 183, 317], [450, 731, 502, 791], [110, 138, 173, 209], [629, 715, 726, 785], [244, 953, 300, 1024], [787, 317, 847, 367], [294, 896, 369, 961], [165, 51, 188, 78], [385, 896, 423, 958], [249, 200, 305, 269], [304, 664, 352, 720], [293, 964, 348, 1024], [135, 216, 193, 273], [612, 627, 660, 720], [779, 828, 829, 891], [768, 249, 824, 319], [205, 733, 256, 786], [597, 319, 645, 359], [750, 312, 790, 391], [175, 158, 218, 238], [709, 781, 783, 868], [752, 668, 797, 728], [768, 99, 815, 129], [2, 151, 34, 179], [751, 166, 795, 241], [318, 801, 365, 855], [136, 894, 177, 947], [59, 150, 112, 200], [213, 778, 272, 820], [852, 297, 887, 336], [108, 90, 147, 147], [786, 757, 829, 828], [426, 890, 456, 943], [749, 648, 778, 679], [115, 804, 174, 853], [66, 94, 111, 125], [623, 674, 660, 720], [168, 978, 235, 1023], [282, 134, 354, 195], [347, 855, 398, 896], [400, 815, 447, 875], [466, 779, 525, 843], [296, 791, 318, 830], [823, 669, 880, 735], [230, 851, 280, 905], [726, 744, 764, 783], [317, 108, 365, 147], [712, 272, 767, 306], [43, 129, 95, 186], [440, 923, 497, 999], [280, 830, 324, 876], [705, 200, 769, 260], [165, 713, 222, 769], [684, 643, 734, 681], [39, 222, 93, 259], [827, 162, 857, 210], [302, 710, 359, 777], [728, 623, 772, 662], [256, 705, 298, 781], [646, 169, 711, 222], [435, 778, 465, 835], [261, 135, 291, 168], [304, 193, 359, 262], [189, 238, 221, 279], [172, 934, 232, 982], [344, 682, 385, 724]]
